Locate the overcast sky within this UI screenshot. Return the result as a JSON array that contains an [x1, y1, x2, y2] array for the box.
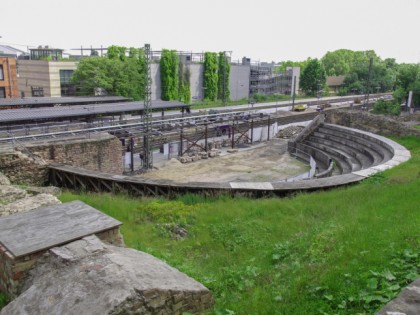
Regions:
[[1, 0, 420, 64]]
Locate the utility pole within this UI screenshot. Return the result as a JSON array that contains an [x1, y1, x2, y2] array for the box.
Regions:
[[222, 51, 227, 106], [291, 76, 297, 111], [364, 57, 373, 110], [142, 43, 153, 170]]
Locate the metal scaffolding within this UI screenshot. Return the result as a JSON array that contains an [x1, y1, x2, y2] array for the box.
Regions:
[[142, 43, 153, 170]]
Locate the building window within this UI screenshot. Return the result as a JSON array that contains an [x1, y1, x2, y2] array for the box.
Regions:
[[0, 65, 4, 80], [31, 87, 44, 97], [60, 70, 76, 96], [0, 87, 5, 98], [60, 70, 74, 84]]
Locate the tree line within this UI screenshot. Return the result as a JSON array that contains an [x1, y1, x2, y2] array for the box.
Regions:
[[280, 49, 420, 106], [71, 46, 230, 103]]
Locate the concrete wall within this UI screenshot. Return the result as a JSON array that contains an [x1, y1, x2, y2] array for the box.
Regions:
[[0, 57, 19, 98], [17, 60, 77, 98], [151, 63, 250, 102], [151, 63, 161, 100], [230, 64, 250, 101], [189, 63, 204, 102], [290, 67, 300, 96]]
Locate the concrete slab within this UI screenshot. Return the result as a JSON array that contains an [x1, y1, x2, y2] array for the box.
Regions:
[[390, 155, 411, 163], [352, 168, 379, 177], [371, 164, 393, 172], [0, 201, 121, 258], [230, 182, 274, 190]]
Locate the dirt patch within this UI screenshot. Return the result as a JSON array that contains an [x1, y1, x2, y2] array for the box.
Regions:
[[139, 139, 309, 183]]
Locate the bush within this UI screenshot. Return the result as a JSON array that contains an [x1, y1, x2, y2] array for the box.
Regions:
[[372, 100, 401, 116]]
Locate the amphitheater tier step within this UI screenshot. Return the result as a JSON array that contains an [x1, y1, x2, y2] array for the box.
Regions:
[[319, 124, 394, 162], [312, 131, 383, 166], [302, 140, 354, 174], [307, 135, 373, 169]]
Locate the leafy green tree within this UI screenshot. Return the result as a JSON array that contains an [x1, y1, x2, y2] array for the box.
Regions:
[[160, 49, 179, 101], [71, 57, 113, 95], [217, 52, 230, 101], [322, 49, 398, 95], [203, 52, 218, 101], [321, 49, 355, 76], [107, 45, 127, 61], [71, 46, 145, 100], [275, 59, 310, 73], [300, 59, 327, 96], [393, 63, 420, 106]]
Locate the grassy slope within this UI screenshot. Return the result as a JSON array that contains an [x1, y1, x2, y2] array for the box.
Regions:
[[59, 136, 420, 315]]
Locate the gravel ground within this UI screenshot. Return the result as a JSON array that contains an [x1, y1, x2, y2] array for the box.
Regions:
[[139, 139, 309, 183]]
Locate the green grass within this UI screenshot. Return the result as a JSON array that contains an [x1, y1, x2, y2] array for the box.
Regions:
[[57, 136, 419, 314], [0, 293, 8, 309]]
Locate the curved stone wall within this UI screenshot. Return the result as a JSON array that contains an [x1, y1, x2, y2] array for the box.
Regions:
[[48, 124, 411, 197]]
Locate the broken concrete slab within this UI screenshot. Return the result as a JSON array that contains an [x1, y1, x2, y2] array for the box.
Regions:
[[1, 235, 213, 315]]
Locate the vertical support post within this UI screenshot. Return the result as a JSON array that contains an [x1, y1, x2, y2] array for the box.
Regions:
[[204, 124, 208, 152], [143, 43, 153, 170], [292, 76, 297, 111], [251, 119, 254, 144], [180, 128, 184, 156], [267, 116, 271, 141], [364, 57, 373, 110], [130, 136, 134, 173], [231, 122, 235, 149], [222, 51, 227, 107]]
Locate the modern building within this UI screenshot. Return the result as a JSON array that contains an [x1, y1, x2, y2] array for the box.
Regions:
[[16, 46, 78, 97], [29, 46, 63, 61], [0, 55, 19, 98], [248, 59, 300, 97], [0, 45, 26, 58]]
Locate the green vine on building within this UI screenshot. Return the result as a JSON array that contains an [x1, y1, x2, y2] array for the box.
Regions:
[[203, 52, 219, 101], [178, 62, 191, 104], [160, 49, 179, 101], [217, 52, 230, 102]]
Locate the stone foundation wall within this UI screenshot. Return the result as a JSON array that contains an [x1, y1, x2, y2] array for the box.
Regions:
[[0, 226, 123, 298], [326, 110, 420, 137], [0, 133, 123, 185], [0, 244, 44, 298], [0, 152, 47, 186]]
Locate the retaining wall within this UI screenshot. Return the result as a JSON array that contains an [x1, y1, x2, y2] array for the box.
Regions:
[[326, 110, 420, 137], [0, 133, 123, 185]]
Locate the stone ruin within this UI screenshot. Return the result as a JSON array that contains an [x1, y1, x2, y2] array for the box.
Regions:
[[1, 235, 213, 315], [0, 172, 213, 314]]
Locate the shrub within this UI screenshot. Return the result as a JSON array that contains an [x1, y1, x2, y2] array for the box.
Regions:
[[372, 99, 401, 116]]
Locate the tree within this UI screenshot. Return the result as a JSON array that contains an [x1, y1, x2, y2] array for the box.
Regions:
[[321, 49, 355, 76], [300, 59, 326, 96], [275, 59, 310, 73], [321, 49, 398, 95], [71, 46, 145, 100], [393, 63, 420, 106]]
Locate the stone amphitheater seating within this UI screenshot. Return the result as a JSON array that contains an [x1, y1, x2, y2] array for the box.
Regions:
[[300, 123, 395, 175]]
